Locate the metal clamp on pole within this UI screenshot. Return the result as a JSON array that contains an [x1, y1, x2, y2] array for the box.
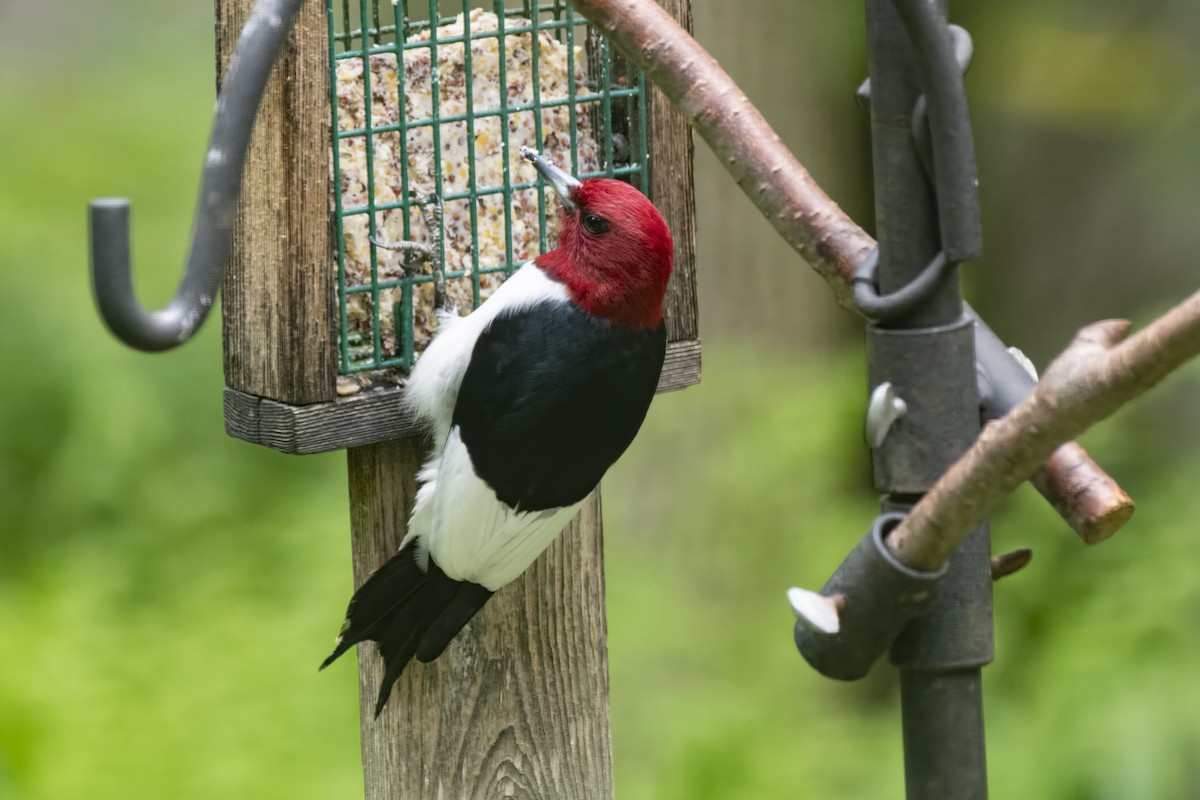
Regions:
[[866, 317, 978, 492], [890, 518, 994, 673], [864, 270, 995, 690], [791, 513, 947, 681]]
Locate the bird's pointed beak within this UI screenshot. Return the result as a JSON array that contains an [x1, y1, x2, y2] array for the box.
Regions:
[[520, 146, 581, 213]]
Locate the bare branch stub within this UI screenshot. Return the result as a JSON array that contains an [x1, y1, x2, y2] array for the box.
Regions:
[[990, 549, 1032, 581], [569, 0, 872, 305], [888, 293, 1200, 571], [1029, 443, 1133, 543], [571, 0, 1135, 544]]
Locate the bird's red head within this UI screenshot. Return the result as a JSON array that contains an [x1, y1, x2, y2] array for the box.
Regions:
[[524, 150, 673, 330]]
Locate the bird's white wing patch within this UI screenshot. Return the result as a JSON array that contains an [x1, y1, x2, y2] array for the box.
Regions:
[[403, 262, 570, 447], [420, 427, 581, 590]]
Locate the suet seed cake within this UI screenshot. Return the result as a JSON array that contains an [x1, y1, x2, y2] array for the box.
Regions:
[[335, 10, 602, 392]]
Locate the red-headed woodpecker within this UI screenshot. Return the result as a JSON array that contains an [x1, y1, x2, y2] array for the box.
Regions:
[[321, 147, 674, 715]]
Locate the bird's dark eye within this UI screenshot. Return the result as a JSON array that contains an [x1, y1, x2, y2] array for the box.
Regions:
[[582, 213, 610, 234]]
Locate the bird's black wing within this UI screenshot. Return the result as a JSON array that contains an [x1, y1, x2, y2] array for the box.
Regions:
[[452, 301, 667, 512]]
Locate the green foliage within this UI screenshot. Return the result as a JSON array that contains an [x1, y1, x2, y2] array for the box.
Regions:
[[5, 311, 1200, 798], [607, 353, 1200, 800], [0, 49, 363, 799], [4, 4, 1200, 798]]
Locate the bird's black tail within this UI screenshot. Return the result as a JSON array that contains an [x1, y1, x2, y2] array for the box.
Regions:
[[320, 541, 494, 716]]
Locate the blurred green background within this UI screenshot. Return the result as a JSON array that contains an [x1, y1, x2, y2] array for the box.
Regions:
[[3, 1, 1200, 798]]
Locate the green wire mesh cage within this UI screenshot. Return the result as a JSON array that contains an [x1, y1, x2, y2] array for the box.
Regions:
[[220, 0, 696, 454], [330, 0, 651, 387]]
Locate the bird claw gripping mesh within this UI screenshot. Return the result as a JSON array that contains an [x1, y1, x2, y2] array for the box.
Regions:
[[370, 192, 448, 310]]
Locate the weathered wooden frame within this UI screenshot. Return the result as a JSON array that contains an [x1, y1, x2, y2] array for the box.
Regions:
[[219, 0, 699, 456]]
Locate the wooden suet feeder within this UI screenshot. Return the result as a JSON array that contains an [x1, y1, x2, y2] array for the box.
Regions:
[[220, 0, 698, 453], [91, 0, 696, 795]]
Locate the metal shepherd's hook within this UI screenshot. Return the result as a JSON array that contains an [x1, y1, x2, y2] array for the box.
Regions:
[[88, 0, 306, 352]]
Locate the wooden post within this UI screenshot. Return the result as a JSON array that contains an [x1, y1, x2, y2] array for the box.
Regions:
[[349, 440, 614, 798]]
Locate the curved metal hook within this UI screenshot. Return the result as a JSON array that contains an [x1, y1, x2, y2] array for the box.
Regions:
[[853, 247, 957, 322], [89, 0, 306, 352]]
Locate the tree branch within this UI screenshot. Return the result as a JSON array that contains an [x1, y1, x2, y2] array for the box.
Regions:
[[573, 0, 871, 303], [569, 0, 1133, 542], [889, 290, 1200, 570]]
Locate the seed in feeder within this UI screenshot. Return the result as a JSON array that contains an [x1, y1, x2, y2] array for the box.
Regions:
[[334, 9, 603, 387]]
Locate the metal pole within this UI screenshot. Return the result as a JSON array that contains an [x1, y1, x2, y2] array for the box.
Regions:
[[863, 0, 993, 797]]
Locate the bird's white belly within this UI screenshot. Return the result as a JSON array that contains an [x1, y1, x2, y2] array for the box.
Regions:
[[413, 427, 581, 590]]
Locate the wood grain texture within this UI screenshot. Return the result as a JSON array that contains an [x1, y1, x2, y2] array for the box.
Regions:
[[347, 439, 614, 800], [223, 339, 700, 453], [657, 336, 702, 392], [216, 0, 336, 404], [650, 0, 700, 344], [223, 386, 423, 454]]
